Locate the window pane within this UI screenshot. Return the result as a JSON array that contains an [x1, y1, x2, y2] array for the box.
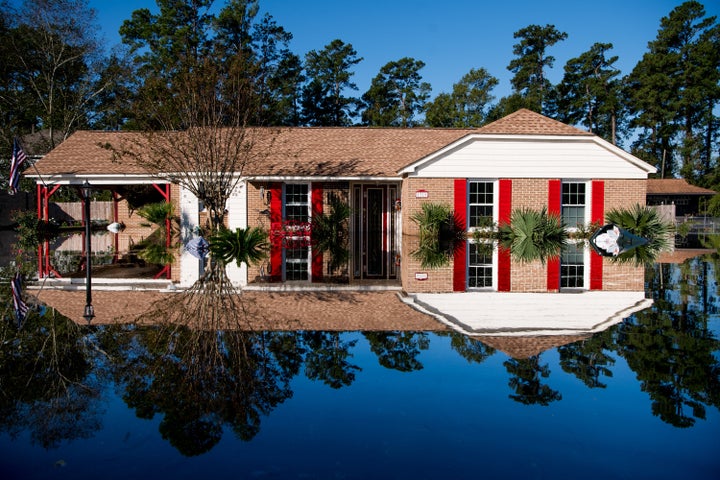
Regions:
[[285, 247, 309, 281], [562, 182, 586, 228], [561, 244, 584, 288], [468, 243, 493, 288], [285, 184, 309, 222], [468, 181, 494, 228]]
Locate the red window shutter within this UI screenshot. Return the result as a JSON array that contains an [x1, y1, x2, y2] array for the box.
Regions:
[[497, 179, 512, 291], [453, 179, 467, 292], [311, 184, 323, 282], [548, 179, 561, 215], [547, 180, 562, 290], [590, 181, 605, 290], [498, 179, 512, 225], [269, 183, 283, 282]]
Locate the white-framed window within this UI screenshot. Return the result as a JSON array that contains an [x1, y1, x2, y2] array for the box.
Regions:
[[468, 241, 495, 289], [283, 183, 311, 281], [468, 180, 495, 228], [560, 242, 586, 290], [284, 183, 310, 222], [562, 181, 587, 229]]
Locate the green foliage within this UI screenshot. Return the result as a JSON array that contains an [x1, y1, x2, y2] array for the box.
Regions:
[[704, 194, 720, 217], [507, 24, 568, 113], [410, 203, 465, 269], [553, 42, 624, 144], [605, 204, 674, 265], [301, 39, 363, 126], [311, 196, 350, 274], [209, 227, 269, 267], [137, 242, 175, 265], [362, 57, 431, 127], [425, 68, 499, 127], [137, 202, 174, 226], [497, 207, 568, 264]]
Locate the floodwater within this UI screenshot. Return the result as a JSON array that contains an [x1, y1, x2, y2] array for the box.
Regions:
[[1, 255, 719, 479]]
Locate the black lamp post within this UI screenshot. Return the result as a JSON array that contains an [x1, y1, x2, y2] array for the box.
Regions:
[[82, 180, 95, 324]]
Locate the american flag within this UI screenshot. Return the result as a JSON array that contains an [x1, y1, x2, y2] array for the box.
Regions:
[[11, 272, 29, 328], [9, 137, 27, 195]]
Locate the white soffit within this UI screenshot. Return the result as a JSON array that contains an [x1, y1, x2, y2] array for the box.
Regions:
[[406, 291, 653, 337]]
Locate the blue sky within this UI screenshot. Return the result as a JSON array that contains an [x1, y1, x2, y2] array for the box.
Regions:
[[89, 0, 720, 101]]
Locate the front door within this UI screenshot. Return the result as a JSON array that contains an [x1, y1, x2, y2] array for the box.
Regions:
[[352, 184, 399, 280]]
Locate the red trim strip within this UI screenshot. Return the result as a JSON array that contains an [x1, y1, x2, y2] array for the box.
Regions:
[[311, 184, 324, 282], [590, 180, 605, 290], [548, 179, 561, 215], [546, 179, 562, 290], [498, 179, 512, 225], [547, 258, 560, 292], [497, 179, 512, 291], [453, 179, 467, 292], [269, 183, 283, 282]]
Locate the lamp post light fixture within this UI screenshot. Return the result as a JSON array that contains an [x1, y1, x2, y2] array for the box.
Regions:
[[82, 180, 95, 324]]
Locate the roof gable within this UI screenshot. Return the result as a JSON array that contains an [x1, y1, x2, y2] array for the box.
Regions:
[[476, 108, 592, 136], [400, 112, 656, 179]]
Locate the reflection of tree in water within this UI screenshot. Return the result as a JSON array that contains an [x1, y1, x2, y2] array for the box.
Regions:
[[612, 257, 720, 428], [504, 355, 562, 406], [0, 309, 102, 449], [363, 331, 430, 372], [99, 325, 297, 456], [558, 329, 616, 389], [303, 331, 360, 388], [441, 332, 496, 364]]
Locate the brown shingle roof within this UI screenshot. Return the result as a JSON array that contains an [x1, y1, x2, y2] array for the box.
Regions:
[[28, 128, 475, 178], [27, 109, 597, 178], [476, 108, 592, 136], [242, 127, 474, 177], [647, 178, 716, 196]]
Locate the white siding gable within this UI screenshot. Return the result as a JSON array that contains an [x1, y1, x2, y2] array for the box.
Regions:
[[401, 135, 656, 179]]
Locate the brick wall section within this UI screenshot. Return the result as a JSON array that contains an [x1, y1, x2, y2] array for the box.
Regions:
[[401, 177, 456, 292], [401, 234, 454, 292], [401, 178, 455, 236], [602, 179, 647, 214], [511, 179, 549, 213], [602, 261, 645, 291], [510, 258, 548, 292]]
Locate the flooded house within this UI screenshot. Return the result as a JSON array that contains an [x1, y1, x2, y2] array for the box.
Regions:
[[23, 109, 657, 337]]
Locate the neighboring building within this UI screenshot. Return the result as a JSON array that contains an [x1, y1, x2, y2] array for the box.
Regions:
[[646, 178, 716, 217], [25, 109, 656, 294]]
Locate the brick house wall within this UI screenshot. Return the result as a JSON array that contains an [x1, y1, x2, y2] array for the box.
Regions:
[[401, 177, 456, 293], [400, 177, 648, 294]]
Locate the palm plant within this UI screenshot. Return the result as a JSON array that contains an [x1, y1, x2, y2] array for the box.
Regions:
[[312, 195, 351, 274], [497, 207, 567, 264], [411, 203, 465, 269], [137, 201, 174, 226], [209, 227, 269, 268], [605, 204, 673, 265]]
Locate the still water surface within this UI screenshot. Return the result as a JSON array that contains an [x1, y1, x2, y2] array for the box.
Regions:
[[1, 256, 719, 479]]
